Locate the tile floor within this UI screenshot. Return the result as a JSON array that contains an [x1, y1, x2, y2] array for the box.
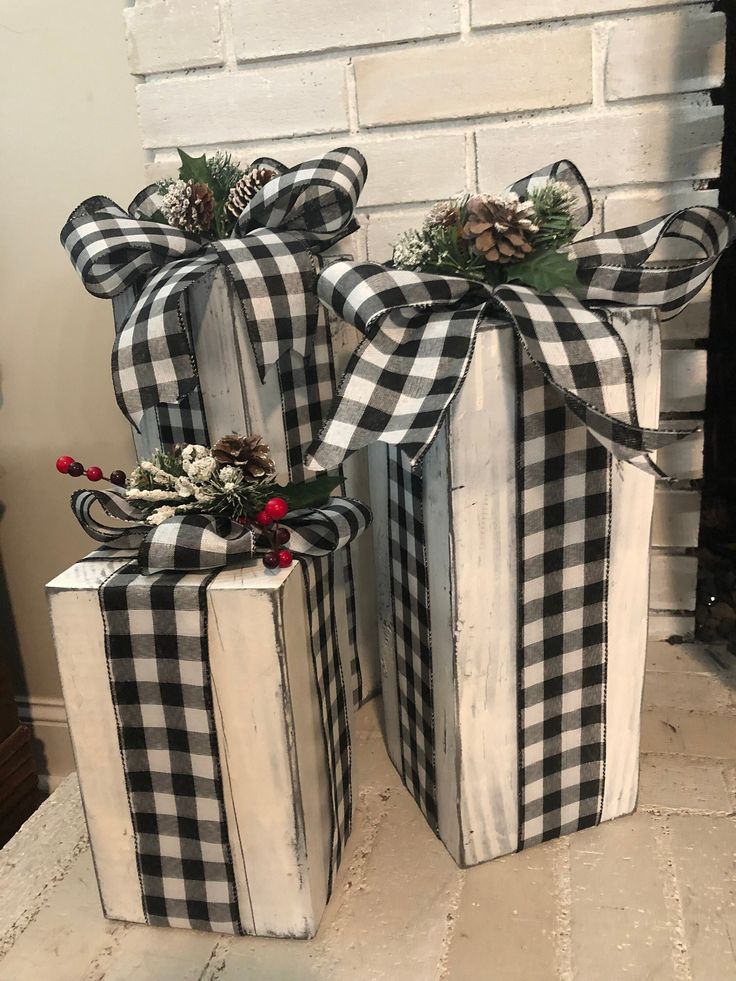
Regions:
[[1, 641, 735, 980]]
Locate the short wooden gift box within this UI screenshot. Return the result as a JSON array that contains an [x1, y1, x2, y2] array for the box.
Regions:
[[370, 306, 661, 867], [115, 272, 379, 702], [47, 554, 353, 938]]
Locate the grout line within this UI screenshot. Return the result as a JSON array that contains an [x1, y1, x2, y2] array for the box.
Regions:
[[217, 0, 238, 70], [345, 60, 360, 134], [436, 870, 465, 980], [464, 131, 478, 191], [552, 837, 574, 981], [458, 0, 471, 38], [590, 23, 609, 110], [653, 814, 693, 981]]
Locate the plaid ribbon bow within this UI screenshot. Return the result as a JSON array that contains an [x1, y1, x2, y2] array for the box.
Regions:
[[60, 147, 368, 429], [307, 160, 736, 474], [73, 487, 371, 933]]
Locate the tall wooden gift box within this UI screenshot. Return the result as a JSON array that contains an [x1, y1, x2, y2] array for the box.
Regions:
[[370, 306, 661, 866], [47, 555, 353, 938], [116, 270, 379, 702]]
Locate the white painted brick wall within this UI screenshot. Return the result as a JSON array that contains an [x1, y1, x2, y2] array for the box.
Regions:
[[125, 0, 726, 629]]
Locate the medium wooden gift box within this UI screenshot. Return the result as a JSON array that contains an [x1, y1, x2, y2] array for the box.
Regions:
[[369, 306, 662, 867], [114, 272, 380, 702], [47, 554, 354, 938]]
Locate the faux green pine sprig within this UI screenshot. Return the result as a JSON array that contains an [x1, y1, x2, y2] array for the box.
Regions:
[[153, 149, 281, 240], [392, 180, 580, 294]]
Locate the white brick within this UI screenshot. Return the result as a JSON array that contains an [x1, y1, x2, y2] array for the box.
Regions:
[[661, 349, 707, 413], [656, 423, 704, 481], [355, 29, 592, 128], [232, 0, 459, 61], [136, 63, 348, 148], [472, 0, 707, 29], [641, 708, 736, 757], [668, 815, 736, 981], [356, 134, 467, 207], [604, 185, 719, 231], [651, 489, 700, 548], [124, 0, 223, 75], [643, 670, 733, 713], [569, 815, 674, 981], [648, 613, 695, 641], [364, 207, 429, 261], [446, 846, 559, 981], [649, 553, 698, 612], [476, 104, 723, 190], [606, 11, 725, 102], [639, 756, 732, 813]]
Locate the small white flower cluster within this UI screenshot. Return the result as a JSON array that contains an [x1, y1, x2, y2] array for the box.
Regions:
[[391, 230, 433, 271]]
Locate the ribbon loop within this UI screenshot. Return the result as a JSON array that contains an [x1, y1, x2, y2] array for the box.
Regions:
[[61, 148, 367, 426], [307, 162, 735, 475], [71, 487, 370, 575], [235, 147, 368, 248]]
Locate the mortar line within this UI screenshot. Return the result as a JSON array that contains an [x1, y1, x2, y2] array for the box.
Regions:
[[436, 869, 465, 980], [458, 0, 471, 38], [653, 813, 693, 981], [217, 0, 239, 70], [345, 60, 360, 134], [552, 837, 574, 981], [591, 22, 609, 110]]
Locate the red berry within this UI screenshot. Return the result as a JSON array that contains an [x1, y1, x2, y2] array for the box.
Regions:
[[67, 461, 84, 477], [235, 516, 250, 526], [86, 467, 103, 482], [265, 497, 289, 520], [256, 510, 272, 527], [109, 470, 127, 487], [275, 527, 291, 545], [278, 548, 293, 568], [56, 455, 75, 474], [262, 550, 280, 569]]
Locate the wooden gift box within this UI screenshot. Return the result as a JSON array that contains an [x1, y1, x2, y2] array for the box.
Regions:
[[369, 307, 661, 867], [114, 271, 379, 701], [47, 555, 353, 938]]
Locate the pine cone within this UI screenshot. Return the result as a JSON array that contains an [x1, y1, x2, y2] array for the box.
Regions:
[[462, 193, 538, 263], [425, 200, 461, 230], [225, 166, 279, 220], [161, 179, 215, 235], [212, 434, 275, 483]]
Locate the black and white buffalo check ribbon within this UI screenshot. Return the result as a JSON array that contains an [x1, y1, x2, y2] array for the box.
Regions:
[[72, 487, 370, 932], [307, 161, 736, 849], [60, 147, 367, 428], [61, 146, 368, 700]]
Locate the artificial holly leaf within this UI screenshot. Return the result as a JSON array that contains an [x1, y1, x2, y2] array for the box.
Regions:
[[281, 473, 343, 510], [177, 148, 211, 186], [505, 248, 580, 294]]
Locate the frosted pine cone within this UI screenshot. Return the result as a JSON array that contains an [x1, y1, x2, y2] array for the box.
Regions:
[[425, 200, 461, 230], [161, 180, 215, 235], [225, 166, 279, 220], [462, 193, 539, 263], [212, 434, 275, 483]]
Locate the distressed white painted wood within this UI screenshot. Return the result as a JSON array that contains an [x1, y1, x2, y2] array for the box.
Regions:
[[602, 308, 660, 823], [118, 269, 379, 699], [46, 558, 344, 938], [374, 309, 665, 866]]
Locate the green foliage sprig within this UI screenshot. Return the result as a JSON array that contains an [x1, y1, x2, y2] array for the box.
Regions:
[[392, 180, 581, 294]]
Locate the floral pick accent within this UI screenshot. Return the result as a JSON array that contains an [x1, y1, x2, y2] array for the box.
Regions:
[[124, 437, 340, 527], [392, 179, 580, 293]]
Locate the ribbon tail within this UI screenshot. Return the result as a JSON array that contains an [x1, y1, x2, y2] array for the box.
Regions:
[[112, 253, 218, 426]]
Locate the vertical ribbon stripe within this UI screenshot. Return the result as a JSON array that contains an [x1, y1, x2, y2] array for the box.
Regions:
[[100, 564, 241, 933], [516, 355, 610, 847]]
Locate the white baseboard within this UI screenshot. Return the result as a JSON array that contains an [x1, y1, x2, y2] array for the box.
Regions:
[[14, 695, 74, 786]]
